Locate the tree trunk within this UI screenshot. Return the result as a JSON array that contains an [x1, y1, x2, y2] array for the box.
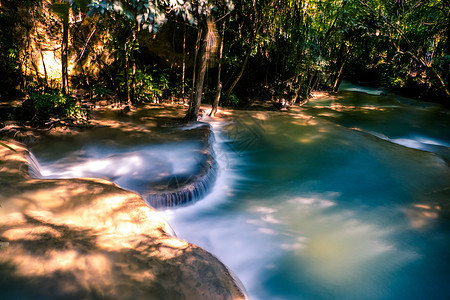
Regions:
[[189, 27, 202, 107], [185, 20, 208, 121], [182, 23, 186, 101], [125, 46, 131, 106], [131, 31, 136, 104], [61, 11, 69, 94], [331, 60, 346, 92], [131, 57, 136, 103], [291, 73, 304, 105], [210, 20, 225, 116]]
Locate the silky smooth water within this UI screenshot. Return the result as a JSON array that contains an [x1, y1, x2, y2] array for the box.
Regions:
[[31, 88, 450, 299], [162, 91, 450, 300]]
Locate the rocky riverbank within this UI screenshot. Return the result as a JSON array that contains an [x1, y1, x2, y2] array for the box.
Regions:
[[0, 137, 246, 299]]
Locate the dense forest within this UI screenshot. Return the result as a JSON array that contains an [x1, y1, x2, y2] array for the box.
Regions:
[[0, 0, 449, 121]]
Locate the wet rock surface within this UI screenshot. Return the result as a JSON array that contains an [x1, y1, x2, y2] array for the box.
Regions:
[[0, 141, 246, 299]]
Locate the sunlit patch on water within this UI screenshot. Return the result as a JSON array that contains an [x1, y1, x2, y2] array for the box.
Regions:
[[244, 193, 420, 298]]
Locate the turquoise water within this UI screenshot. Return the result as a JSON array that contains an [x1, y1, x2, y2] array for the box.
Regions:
[[162, 91, 450, 299], [30, 88, 450, 299]]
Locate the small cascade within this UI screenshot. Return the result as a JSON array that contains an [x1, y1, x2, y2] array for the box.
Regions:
[[26, 122, 220, 210], [26, 151, 43, 178], [143, 123, 220, 209], [145, 157, 218, 208]]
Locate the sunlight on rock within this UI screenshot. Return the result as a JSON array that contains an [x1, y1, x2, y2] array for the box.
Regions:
[[318, 112, 340, 117], [163, 237, 189, 249], [104, 196, 126, 207], [0, 212, 25, 224], [307, 119, 318, 126], [116, 222, 142, 236], [3, 225, 62, 241], [10, 249, 115, 293]]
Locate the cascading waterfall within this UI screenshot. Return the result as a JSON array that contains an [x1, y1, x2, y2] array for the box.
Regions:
[[26, 151, 43, 179], [144, 146, 219, 208], [26, 123, 219, 209]]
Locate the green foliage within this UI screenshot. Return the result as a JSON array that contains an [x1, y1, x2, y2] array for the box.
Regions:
[[4, 0, 449, 108], [0, 7, 22, 96], [228, 94, 240, 106], [22, 92, 88, 122], [87, 0, 169, 33], [133, 68, 169, 103], [91, 83, 112, 98]]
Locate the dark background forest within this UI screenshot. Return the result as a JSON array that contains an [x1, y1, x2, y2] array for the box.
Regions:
[[0, 0, 449, 122]]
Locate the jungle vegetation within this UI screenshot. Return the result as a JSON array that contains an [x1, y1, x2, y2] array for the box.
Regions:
[[0, 0, 449, 122]]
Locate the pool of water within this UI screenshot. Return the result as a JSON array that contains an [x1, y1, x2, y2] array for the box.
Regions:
[[30, 89, 450, 299], [162, 91, 450, 299]]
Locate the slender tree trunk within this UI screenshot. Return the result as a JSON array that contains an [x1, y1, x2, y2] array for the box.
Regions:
[[61, 12, 69, 94], [291, 73, 304, 105], [182, 23, 186, 101], [188, 26, 202, 108], [185, 20, 208, 121], [306, 71, 316, 96], [34, 34, 48, 87], [131, 57, 136, 103], [31, 9, 48, 87], [331, 60, 346, 92], [131, 31, 136, 104], [125, 44, 131, 106], [329, 43, 348, 92], [210, 20, 225, 116]]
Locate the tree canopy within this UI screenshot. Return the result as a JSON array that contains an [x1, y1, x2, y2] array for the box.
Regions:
[[0, 0, 448, 121]]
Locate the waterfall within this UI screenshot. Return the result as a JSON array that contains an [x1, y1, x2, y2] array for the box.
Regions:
[[26, 122, 220, 209], [145, 126, 219, 208], [145, 157, 218, 208], [26, 151, 43, 178]]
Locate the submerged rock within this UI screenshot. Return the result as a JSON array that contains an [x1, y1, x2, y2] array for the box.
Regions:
[[0, 141, 246, 299]]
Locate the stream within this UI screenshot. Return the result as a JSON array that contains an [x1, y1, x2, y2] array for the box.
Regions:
[[30, 85, 450, 299]]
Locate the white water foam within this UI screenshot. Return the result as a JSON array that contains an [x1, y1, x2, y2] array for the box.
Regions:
[[339, 81, 386, 96], [363, 130, 450, 152]]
